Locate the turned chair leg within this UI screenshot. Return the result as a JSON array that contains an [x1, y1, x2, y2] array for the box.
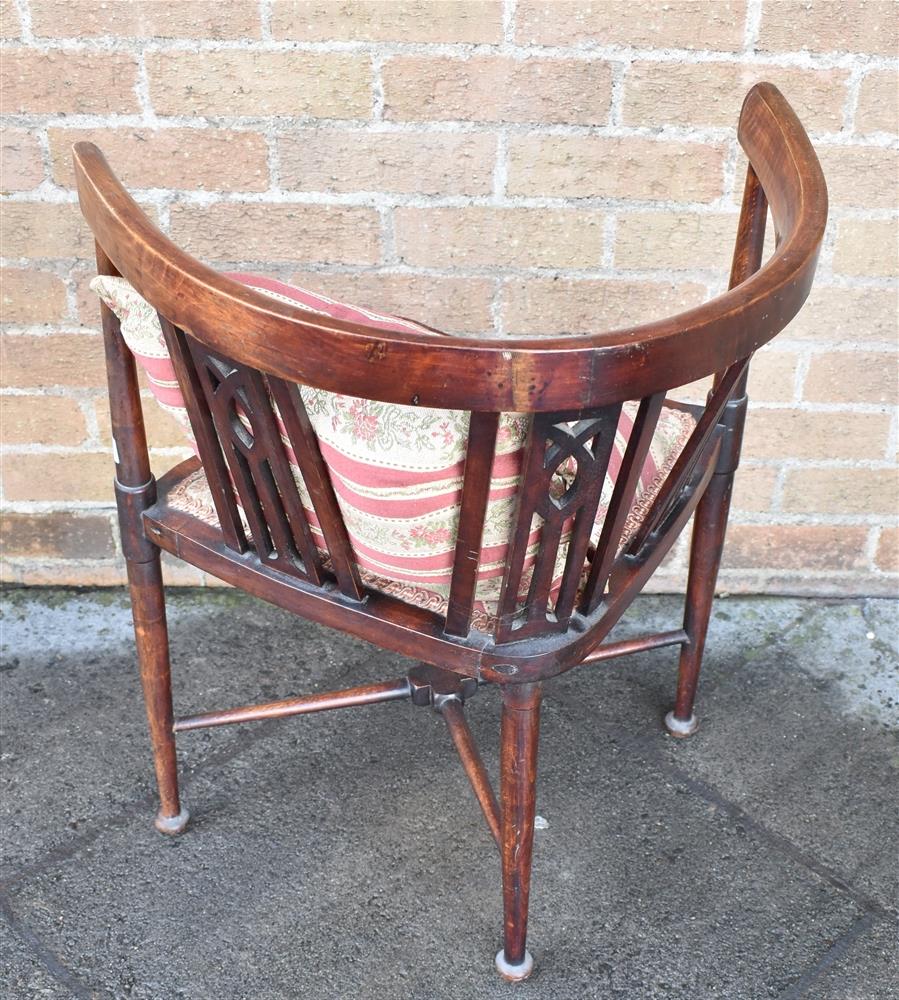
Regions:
[[665, 472, 734, 738], [95, 251, 187, 834], [496, 682, 542, 981], [126, 550, 189, 834]]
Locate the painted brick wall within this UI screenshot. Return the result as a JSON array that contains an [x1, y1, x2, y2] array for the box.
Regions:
[[1, 0, 897, 595]]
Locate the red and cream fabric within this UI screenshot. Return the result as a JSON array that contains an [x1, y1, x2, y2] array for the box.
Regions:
[[91, 274, 696, 626]]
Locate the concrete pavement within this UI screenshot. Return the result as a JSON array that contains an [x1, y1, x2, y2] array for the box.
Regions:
[[1, 588, 896, 999]]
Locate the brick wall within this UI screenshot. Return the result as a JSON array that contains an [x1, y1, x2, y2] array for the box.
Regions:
[[1, 0, 897, 595]]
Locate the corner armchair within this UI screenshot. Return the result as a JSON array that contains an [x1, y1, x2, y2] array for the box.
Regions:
[[73, 83, 827, 981]]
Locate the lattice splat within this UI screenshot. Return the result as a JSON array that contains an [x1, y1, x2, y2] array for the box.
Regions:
[[159, 318, 325, 585], [191, 346, 324, 583], [496, 405, 622, 641]]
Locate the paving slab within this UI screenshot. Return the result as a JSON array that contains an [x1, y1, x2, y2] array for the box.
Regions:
[[0, 909, 72, 1000], [650, 598, 899, 914], [781, 917, 899, 1000], [1, 589, 896, 1000], [0, 691, 862, 1000]]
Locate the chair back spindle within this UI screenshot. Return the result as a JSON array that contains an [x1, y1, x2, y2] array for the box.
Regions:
[[160, 318, 249, 553], [445, 411, 502, 637], [580, 391, 665, 614]]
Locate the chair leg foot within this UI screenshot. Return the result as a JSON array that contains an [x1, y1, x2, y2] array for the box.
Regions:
[[674, 473, 734, 729], [495, 949, 534, 982], [126, 555, 185, 830], [154, 807, 190, 836], [664, 710, 699, 738]]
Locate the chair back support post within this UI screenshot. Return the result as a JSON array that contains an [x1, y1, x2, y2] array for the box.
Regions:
[[95, 242, 150, 490], [729, 164, 769, 293], [713, 162, 770, 477], [94, 241, 160, 565], [580, 391, 666, 614]]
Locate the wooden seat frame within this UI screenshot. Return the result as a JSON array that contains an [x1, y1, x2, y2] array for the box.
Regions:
[[74, 83, 826, 981]]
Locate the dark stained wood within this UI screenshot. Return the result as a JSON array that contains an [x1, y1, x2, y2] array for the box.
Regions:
[[174, 677, 412, 732], [498, 682, 541, 977], [76, 82, 828, 978], [626, 360, 749, 554], [72, 85, 826, 414], [96, 246, 148, 488], [666, 162, 771, 735], [581, 391, 665, 613], [405, 663, 500, 844], [671, 472, 734, 732], [96, 245, 186, 835], [552, 411, 623, 623], [440, 699, 502, 847], [186, 341, 323, 583], [125, 555, 186, 834], [729, 162, 770, 294], [160, 318, 247, 553], [580, 628, 689, 665], [495, 405, 621, 641], [143, 459, 489, 678], [478, 430, 724, 685], [406, 661, 480, 705], [268, 377, 365, 600], [143, 425, 716, 685], [445, 411, 502, 636]]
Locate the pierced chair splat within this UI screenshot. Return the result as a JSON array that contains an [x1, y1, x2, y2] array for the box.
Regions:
[[74, 82, 827, 982]]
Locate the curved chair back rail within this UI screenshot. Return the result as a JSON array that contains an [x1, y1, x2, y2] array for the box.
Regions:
[[75, 82, 826, 683], [74, 83, 826, 413]]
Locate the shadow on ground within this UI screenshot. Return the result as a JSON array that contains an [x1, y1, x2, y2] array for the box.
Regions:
[[1, 588, 897, 999]]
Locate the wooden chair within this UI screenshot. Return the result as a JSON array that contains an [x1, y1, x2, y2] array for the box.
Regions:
[[73, 83, 826, 981]]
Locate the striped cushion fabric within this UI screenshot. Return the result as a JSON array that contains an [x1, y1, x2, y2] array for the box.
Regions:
[[91, 274, 696, 625]]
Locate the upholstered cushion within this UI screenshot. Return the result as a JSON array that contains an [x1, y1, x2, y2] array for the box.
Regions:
[[91, 274, 696, 625]]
